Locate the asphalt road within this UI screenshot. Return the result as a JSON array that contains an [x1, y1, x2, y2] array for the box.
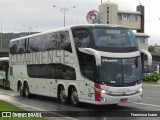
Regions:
[[0, 85, 160, 120]]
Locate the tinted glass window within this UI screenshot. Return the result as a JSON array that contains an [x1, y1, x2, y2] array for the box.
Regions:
[[35, 35, 46, 52], [92, 27, 138, 47], [28, 37, 36, 52], [96, 57, 142, 87], [63, 65, 76, 80], [72, 29, 91, 48], [46, 33, 57, 51], [46, 31, 72, 52], [59, 31, 72, 52], [77, 50, 96, 81], [17, 39, 25, 54], [10, 41, 18, 54], [27, 64, 76, 80]]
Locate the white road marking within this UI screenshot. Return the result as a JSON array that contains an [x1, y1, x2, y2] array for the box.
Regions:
[[134, 102, 160, 109], [143, 91, 160, 94], [143, 96, 160, 100], [0, 96, 78, 120]]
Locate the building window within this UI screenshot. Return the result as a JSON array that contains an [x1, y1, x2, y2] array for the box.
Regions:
[[136, 37, 147, 44], [128, 15, 138, 21], [119, 14, 138, 22], [122, 14, 128, 20]]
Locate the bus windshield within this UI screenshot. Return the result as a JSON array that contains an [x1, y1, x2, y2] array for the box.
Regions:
[[96, 57, 142, 86], [92, 27, 138, 48]]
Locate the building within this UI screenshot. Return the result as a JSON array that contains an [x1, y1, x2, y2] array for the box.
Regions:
[[99, 2, 149, 50], [134, 32, 149, 50]]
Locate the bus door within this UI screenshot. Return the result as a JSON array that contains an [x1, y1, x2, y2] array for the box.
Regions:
[[81, 62, 97, 101]]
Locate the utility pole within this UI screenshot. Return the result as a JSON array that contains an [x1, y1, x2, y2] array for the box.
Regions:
[[13, 26, 15, 38], [0, 20, 2, 49]]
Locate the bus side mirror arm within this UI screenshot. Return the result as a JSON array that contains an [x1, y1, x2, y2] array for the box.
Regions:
[[140, 49, 152, 66], [78, 48, 101, 66]]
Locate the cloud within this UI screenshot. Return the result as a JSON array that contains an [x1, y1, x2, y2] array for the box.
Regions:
[[0, 0, 160, 45]]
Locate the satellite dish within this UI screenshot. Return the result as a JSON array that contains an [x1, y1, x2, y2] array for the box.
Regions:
[[86, 10, 100, 24]]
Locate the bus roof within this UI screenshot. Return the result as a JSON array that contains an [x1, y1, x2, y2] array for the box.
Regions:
[[0, 57, 9, 61], [10, 24, 129, 42]]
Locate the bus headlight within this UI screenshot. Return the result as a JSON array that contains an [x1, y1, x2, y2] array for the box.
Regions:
[[101, 89, 107, 94], [93, 87, 107, 94], [138, 88, 143, 93]]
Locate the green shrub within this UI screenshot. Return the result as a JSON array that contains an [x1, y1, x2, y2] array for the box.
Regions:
[[143, 73, 160, 82]]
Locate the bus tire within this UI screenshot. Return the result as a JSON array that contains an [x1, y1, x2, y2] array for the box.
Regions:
[[3, 80, 6, 89], [24, 83, 30, 98], [58, 85, 68, 104], [19, 84, 24, 97], [70, 87, 80, 106]]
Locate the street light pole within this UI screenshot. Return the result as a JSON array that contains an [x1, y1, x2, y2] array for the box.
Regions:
[[53, 5, 76, 27], [22, 25, 38, 33], [64, 9, 66, 27]]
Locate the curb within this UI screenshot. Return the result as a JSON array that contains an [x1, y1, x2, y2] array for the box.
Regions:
[[143, 84, 160, 87]]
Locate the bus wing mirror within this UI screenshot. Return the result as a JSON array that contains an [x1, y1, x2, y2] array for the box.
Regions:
[[78, 48, 101, 66], [140, 49, 152, 66]]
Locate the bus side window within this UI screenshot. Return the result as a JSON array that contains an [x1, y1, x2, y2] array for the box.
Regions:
[[73, 29, 91, 48], [46, 31, 72, 52], [62, 65, 76, 80], [28, 37, 36, 52], [46, 33, 57, 51], [17, 39, 25, 54], [10, 41, 18, 54], [35, 35, 46, 52], [0, 62, 2, 70], [27, 64, 76, 80], [59, 31, 72, 52]]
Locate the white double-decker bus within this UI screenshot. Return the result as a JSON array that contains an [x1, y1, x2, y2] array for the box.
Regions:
[[9, 24, 152, 106]]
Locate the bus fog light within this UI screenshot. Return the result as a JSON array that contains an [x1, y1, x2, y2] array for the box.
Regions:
[[101, 97, 106, 102]]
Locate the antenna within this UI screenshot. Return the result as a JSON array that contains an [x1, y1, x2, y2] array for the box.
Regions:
[[139, 0, 141, 5]]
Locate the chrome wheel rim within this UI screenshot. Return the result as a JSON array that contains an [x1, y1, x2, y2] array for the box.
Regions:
[[71, 91, 78, 105], [60, 90, 66, 103]]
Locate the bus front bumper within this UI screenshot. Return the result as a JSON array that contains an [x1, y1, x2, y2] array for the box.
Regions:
[[80, 92, 143, 105]]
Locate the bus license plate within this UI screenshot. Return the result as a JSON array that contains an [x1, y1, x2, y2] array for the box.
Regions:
[[120, 98, 128, 102]]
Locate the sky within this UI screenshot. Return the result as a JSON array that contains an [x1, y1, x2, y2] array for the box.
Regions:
[[0, 0, 160, 45]]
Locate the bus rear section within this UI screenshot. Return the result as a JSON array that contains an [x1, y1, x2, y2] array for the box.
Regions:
[[0, 57, 9, 89]]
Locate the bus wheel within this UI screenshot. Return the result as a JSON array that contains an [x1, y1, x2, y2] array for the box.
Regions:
[[58, 86, 68, 104], [70, 87, 79, 106], [24, 83, 30, 98], [19, 84, 24, 97], [3, 80, 6, 89]]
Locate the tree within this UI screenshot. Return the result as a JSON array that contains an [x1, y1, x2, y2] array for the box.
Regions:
[[148, 45, 155, 52]]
